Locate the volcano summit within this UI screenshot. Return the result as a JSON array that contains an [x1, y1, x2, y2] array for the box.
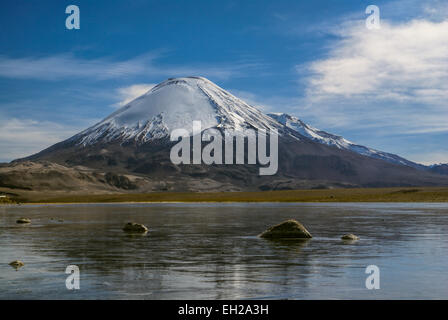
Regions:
[[72, 77, 283, 146]]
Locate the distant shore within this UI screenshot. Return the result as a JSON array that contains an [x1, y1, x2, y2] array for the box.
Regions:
[[2, 187, 448, 204]]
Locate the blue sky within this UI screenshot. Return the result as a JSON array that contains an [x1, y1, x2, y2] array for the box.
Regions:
[[0, 0, 447, 164]]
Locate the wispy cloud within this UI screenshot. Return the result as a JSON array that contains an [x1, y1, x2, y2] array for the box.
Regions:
[[112, 83, 156, 108], [298, 16, 448, 135], [0, 53, 156, 80], [0, 53, 264, 81], [0, 117, 92, 162], [409, 151, 448, 166]]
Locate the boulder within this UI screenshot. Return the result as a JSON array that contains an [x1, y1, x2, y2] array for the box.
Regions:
[[259, 219, 312, 239], [341, 234, 359, 240], [123, 222, 148, 233], [16, 218, 31, 224], [9, 260, 24, 269]]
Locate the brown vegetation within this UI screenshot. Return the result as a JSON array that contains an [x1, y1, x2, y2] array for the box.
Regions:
[[2, 186, 448, 204]]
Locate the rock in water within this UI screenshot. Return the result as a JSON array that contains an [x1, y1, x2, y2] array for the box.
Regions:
[[341, 234, 359, 240], [9, 260, 25, 269], [16, 218, 31, 224], [259, 219, 312, 239], [123, 222, 148, 233]]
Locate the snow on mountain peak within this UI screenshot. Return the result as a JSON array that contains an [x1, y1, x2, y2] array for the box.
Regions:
[[267, 112, 421, 168], [73, 77, 282, 146], [66, 77, 420, 169], [267, 113, 352, 149]]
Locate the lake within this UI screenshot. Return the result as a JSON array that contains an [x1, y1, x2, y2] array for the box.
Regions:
[[1, 202, 448, 299]]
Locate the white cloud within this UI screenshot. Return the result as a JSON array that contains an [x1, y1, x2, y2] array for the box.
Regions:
[[299, 17, 448, 135], [0, 117, 91, 162], [306, 19, 448, 102], [0, 53, 157, 80], [0, 53, 263, 81], [112, 83, 156, 108], [409, 151, 448, 166]]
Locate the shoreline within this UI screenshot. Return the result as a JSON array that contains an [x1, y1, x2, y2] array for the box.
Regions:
[[7, 201, 448, 206], [3, 186, 448, 204]]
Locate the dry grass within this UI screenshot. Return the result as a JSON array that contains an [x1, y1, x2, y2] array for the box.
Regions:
[[9, 187, 448, 204], [0, 196, 15, 204]]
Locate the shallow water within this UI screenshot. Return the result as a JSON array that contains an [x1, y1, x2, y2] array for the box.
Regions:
[[1, 202, 448, 299]]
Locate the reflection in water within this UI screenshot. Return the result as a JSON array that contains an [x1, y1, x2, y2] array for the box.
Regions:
[[1, 203, 448, 299]]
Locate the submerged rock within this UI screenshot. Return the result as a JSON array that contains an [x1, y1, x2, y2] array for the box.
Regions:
[[341, 234, 359, 240], [123, 222, 148, 233], [16, 218, 31, 224], [259, 219, 312, 239], [9, 260, 24, 269]]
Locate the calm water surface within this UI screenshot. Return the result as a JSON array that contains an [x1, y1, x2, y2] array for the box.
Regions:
[[1, 202, 447, 299]]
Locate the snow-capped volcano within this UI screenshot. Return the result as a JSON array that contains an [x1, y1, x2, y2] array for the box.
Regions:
[[73, 76, 283, 146], [268, 112, 423, 169], [70, 76, 422, 169], [19, 76, 448, 191]]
